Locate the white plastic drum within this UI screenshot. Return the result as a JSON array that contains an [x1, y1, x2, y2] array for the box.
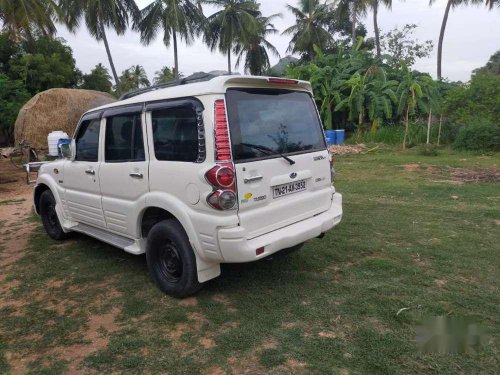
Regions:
[[47, 131, 69, 156]]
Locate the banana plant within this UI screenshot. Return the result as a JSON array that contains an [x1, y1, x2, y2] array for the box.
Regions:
[[396, 63, 427, 149]]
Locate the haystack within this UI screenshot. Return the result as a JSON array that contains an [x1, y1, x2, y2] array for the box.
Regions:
[[14, 88, 116, 151]]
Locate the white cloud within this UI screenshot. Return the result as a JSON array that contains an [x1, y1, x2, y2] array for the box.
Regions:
[[59, 0, 500, 82]]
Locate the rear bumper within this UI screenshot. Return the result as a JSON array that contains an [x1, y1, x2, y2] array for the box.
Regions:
[[218, 193, 342, 263]]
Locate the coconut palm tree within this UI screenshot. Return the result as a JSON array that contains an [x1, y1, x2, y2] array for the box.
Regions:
[[135, 0, 204, 79], [234, 13, 281, 75], [429, 0, 496, 80], [396, 63, 426, 149], [204, 0, 261, 74], [0, 0, 59, 40], [153, 66, 177, 84], [282, 0, 331, 60], [352, 0, 371, 47], [118, 64, 150, 93], [59, 0, 140, 86], [372, 0, 392, 58]]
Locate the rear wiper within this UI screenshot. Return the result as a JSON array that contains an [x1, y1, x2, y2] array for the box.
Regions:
[[240, 142, 295, 165]]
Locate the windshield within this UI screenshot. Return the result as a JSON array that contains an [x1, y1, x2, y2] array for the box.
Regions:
[[225, 88, 326, 163]]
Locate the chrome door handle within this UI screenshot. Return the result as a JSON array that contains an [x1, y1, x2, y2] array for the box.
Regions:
[[85, 169, 95, 175], [244, 175, 263, 183], [129, 172, 143, 179]]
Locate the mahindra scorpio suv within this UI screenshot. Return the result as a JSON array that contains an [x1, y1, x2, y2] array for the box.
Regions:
[[34, 76, 343, 297]]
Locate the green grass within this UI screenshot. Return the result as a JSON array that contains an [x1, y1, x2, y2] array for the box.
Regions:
[[0, 198, 25, 206], [0, 148, 499, 374]]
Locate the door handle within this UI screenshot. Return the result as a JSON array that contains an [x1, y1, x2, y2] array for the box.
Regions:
[[244, 175, 263, 183], [85, 169, 95, 175], [129, 172, 143, 179]]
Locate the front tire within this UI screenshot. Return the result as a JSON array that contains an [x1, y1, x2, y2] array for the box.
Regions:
[[39, 190, 68, 240], [146, 219, 202, 298]]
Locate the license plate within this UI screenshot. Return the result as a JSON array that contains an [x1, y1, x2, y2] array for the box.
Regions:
[[273, 180, 306, 198]]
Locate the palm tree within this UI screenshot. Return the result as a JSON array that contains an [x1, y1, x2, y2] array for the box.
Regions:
[[135, 0, 204, 79], [372, 0, 392, 58], [59, 0, 140, 86], [118, 65, 150, 93], [282, 0, 331, 60], [429, 0, 496, 80], [0, 0, 58, 40], [396, 63, 426, 149], [153, 66, 177, 84], [204, 0, 261, 74], [234, 13, 281, 75], [344, 0, 370, 47]]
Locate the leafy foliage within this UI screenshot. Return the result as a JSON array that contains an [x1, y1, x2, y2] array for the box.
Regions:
[[234, 13, 281, 75], [117, 65, 150, 94], [153, 66, 178, 85], [80, 63, 113, 93], [204, 0, 261, 72], [472, 50, 500, 77], [7, 35, 80, 95], [282, 0, 332, 60], [135, 0, 204, 78], [380, 24, 433, 68], [454, 119, 500, 151], [0, 74, 30, 142], [0, 0, 58, 40], [442, 72, 500, 126]]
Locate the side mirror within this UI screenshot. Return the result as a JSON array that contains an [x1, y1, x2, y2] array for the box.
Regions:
[[59, 140, 75, 160]]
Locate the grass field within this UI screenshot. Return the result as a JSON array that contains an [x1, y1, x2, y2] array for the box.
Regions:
[[0, 148, 499, 374]]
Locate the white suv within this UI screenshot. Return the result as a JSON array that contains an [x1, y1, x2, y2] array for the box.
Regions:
[[34, 76, 343, 297]]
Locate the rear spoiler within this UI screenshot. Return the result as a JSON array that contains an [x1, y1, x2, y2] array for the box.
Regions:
[[222, 76, 312, 93]]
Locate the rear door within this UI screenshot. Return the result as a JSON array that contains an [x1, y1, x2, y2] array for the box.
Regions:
[[99, 107, 149, 237], [226, 88, 333, 239]]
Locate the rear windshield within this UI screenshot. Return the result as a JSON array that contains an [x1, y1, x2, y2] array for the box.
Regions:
[[226, 88, 326, 162]]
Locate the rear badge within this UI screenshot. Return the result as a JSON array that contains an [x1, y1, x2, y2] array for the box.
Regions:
[[290, 172, 297, 179], [314, 155, 326, 161]]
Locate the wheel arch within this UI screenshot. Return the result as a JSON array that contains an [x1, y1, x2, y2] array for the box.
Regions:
[[34, 183, 51, 214], [138, 194, 222, 283]]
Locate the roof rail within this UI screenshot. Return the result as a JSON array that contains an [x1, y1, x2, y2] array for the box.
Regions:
[[118, 72, 223, 101]]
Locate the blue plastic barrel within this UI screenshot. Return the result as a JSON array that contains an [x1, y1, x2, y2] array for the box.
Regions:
[[334, 130, 345, 144], [324, 130, 336, 145]]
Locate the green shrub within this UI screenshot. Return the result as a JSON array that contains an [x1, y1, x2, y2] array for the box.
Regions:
[[417, 144, 439, 156], [454, 120, 500, 151]]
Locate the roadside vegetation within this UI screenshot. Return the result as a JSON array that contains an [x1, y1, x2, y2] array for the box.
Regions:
[[0, 148, 499, 373], [1, 0, 499, 151]]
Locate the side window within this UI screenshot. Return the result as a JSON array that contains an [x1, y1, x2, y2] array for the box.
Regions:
[[152, 106, 198, 162], [105, 113, 145, 162], [75, 119, 100, 162]]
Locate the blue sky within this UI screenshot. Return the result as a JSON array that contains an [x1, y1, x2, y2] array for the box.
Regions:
[[57, 0, 500, 82]]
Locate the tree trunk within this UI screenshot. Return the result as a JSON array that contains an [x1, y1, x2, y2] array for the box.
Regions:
[[437, 114, 443, 145], [173, 31, 179, 79], [227, 47, 232, 74], [427, 109, 432, 144], [374, 2, 381, 58], [101, 23, 120, 87], [437, 0, 452, 80], [403, 106, 409, 150], [352, 4, 357, 48]]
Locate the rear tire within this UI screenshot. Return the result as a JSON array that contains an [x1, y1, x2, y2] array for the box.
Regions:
[[39, 190, 68, 240], [146, 219, 202, 298]]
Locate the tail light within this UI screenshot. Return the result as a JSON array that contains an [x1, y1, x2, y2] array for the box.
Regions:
[[267, 78, 299, 85], [206, 99, 238, 210], [214, 100, 231, 161]]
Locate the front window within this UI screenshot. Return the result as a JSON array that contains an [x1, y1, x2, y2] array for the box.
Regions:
[[225, 88, 326, 162], [75, 119, 100, 162]]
